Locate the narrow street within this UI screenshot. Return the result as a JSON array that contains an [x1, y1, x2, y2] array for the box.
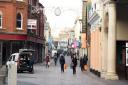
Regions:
[[16, 56, 128, 85]]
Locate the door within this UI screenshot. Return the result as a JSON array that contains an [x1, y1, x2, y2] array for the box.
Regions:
[[0, 42, 2, 66]]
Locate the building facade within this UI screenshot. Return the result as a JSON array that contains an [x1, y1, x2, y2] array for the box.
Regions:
[[0, 0, 45, 66], [0, 0, 28, 66], [88, 0, 128, 80], [27, 0, 45, 63], [59, 30, 69, 51], [81, 0, 88, 57], [44, 20, 52, 57], [73, 17, 82, 57]]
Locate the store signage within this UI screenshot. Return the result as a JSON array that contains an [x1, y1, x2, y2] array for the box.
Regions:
[[27, 19, 37, 29]]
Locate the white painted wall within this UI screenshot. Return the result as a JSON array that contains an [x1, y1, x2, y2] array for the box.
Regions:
[[74, 17, 81, 40]]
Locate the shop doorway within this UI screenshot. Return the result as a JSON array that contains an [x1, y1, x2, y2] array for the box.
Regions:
[[116, 41, 128, 80]]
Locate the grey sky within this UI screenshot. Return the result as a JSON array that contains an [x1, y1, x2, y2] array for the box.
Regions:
[[39, 0, 82, 37]]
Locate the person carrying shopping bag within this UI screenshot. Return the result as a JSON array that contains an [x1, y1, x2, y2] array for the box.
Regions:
[[45, 54, 50, 68], [59, 54, 65, 73], [72, 54, 77, 75]]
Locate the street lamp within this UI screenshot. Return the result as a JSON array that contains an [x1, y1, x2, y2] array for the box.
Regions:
[[45, 5, 81, 17]]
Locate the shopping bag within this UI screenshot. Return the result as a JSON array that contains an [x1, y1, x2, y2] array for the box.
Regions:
[[48, 61, 50, 65], [84, 65, 88, 70], [64, 64, 67, 69]]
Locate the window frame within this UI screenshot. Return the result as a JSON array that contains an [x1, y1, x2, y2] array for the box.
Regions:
[[0, 11, 3, 29], [16, 0, 24, 1], [16, 12, 23, 30], [126, 48, 128, 66]]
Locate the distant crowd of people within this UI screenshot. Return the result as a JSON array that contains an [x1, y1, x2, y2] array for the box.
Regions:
[[45, 51, 88, 75]]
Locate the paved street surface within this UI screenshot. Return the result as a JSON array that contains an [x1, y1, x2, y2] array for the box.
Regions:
[[8, 56, 128, 85]]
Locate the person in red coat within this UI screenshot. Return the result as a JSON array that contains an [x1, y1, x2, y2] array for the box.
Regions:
[[45, 54, 50, 68]]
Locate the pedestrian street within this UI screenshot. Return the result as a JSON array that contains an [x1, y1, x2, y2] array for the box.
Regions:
[[16, 56, 128, 85]]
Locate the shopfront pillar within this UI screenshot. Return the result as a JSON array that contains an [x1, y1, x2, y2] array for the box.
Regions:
[[105, 1, 118, 80], [101, 4, 108, 79]]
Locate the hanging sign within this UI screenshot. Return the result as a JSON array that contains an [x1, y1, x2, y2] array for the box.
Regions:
[[27, 19, 37, 29], [54, 7, 61, 16]]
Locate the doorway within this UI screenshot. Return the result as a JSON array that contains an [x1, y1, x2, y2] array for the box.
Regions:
[[116, 41, 128, 79]]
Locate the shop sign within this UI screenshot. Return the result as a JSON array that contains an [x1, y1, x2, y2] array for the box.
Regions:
[[28, 19, 37, 29]]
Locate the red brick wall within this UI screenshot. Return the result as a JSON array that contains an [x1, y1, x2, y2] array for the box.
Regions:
[[0, 1, 28, 34]]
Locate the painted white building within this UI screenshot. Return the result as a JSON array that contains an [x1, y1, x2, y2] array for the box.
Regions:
[[88, 0, 128, 80], [74, 17, 82, 41], [44, 15, 52, 56]]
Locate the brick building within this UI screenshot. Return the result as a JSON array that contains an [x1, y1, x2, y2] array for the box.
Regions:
[[27, 0, 45, 63], [0, 0, 28, 66], [0, 0, 45, 66]]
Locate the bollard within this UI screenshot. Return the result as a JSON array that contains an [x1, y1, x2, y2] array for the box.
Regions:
[[0, 75, 5, 85], [7, 61, 17, 85]]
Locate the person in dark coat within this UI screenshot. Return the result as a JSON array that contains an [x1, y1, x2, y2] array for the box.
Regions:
[[59, 54, 65, 73], [72, 55, 77, 74], [83, 54, 88, 71], [28, 53, 34, 73], [57, 52, 59, 59], [80, 57, 84, 71], [54, 53, 57, 66]]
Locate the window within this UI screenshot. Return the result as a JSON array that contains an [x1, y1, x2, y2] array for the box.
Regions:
[[32, 0, 37, 6], [16, 0, 23, 1], [0, 12, 3, 28], [29, 0, 32, 5], [126, 48, 128, 66], [16, 13, 22, 30]]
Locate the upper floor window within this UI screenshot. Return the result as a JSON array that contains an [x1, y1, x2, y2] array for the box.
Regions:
[[28, 0, 32, 5], [16, 0, 23, 1], [0, 12, 3, 29], [32, 0, 38, 6], [16, 13, 23, 30]]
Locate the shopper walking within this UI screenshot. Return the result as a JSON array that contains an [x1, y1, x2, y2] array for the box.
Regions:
[[83, 54, 88, 71], [72, 54, 77, 74], [45, 54, 50, 68], [80, 57, 84, 71], [59, 54, 65, 73], [54, 53, 57, 66]]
